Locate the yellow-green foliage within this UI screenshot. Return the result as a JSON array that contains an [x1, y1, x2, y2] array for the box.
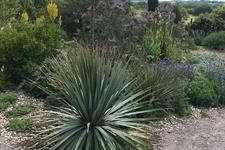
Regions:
[[144, 24, 180, 62], [0, 21, 64, 83]]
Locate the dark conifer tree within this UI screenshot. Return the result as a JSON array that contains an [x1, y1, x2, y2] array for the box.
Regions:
[[148, 0, 159, 12]]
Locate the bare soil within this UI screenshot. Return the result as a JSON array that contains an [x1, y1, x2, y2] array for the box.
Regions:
[[154, 108, 225, 150]]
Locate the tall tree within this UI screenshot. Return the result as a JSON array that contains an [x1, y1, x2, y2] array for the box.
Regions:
[[148, 0, 159, 12]]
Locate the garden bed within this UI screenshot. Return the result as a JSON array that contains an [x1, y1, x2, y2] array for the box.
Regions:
[[1, 91, 225, 150], [0, 91, 44, 149]]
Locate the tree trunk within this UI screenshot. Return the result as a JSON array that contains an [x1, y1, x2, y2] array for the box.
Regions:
[[148, 0, 159, 12]]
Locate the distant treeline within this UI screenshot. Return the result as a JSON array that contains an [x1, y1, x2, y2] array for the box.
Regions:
[[131, 0, 225, 3]]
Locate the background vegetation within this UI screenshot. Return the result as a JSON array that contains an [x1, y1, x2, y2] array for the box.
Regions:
[[0, 0, 225, 149]]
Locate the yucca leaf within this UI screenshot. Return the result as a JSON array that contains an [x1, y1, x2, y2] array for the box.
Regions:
[[26, 50, 154, 150]]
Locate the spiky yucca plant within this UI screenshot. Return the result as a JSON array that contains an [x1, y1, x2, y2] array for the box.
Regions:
[[27, 50, 153, 150]]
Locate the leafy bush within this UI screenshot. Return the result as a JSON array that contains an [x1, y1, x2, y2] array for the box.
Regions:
[[212, 6, 225, 20], [136, 61, 191, 116], [196, 56, 225, 105], [5, 118, 33, 132], [187, 74, 218, 107], [26, 50, 152, 149], [184, 3, 213, 16], [0, 92, 18, 111], [188, 55, 225, 105], [202, 31, 225, 50], [205, 65, 225, 105], [190, 15, 225, 37], [0, 21, 64, 83], [5, 103, 34, 118]]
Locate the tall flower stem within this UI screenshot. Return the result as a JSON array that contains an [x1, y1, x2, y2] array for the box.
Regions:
[[91, 0, 95, 51]]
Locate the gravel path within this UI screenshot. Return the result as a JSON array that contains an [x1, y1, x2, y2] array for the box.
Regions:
[[0, 91, 44, 149], [154, 108, 225, 150]]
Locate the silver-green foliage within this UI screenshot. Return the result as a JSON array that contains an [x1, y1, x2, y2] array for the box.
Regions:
[[27, 50, 152, 150]]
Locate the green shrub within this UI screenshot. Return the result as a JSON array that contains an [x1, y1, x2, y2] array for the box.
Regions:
[[5, 103, 34, 118], [187, 74, 219, 107], [190, 15, 225, 37], [212, 6, 225, 20], [215, 77, 225, 105], [5, 119, 33, 132], [199, 57, 225, 105], [0, 21, 64, 83], [26, 50, 152, 149], [0, 92, 18, 111], [202, 31, 225, 50], [188, 55, 225, 105], [184, 3, 213, 16]]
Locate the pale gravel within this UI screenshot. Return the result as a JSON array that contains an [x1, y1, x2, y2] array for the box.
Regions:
[[0, 91, 44, 149], [154, 108, 225, 150]]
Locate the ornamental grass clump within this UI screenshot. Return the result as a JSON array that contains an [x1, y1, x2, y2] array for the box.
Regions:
[[26, 50, 154, 149]]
